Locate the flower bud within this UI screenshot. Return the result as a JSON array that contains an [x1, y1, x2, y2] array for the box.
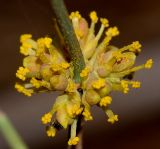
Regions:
[[112, 52, 136, 72], [40, 65, 53, 81], [97, 83, 112, 97], [23, 56, 41, 78], [56, 108, 71, 129], [50, 75, 68, 91], [85, 89, 101, 105]]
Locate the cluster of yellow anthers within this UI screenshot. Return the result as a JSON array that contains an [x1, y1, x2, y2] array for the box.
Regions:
[[15, 10, 153, 146]]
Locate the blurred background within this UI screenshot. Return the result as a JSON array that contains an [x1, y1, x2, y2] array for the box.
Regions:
[[0, 0, 160, 148]]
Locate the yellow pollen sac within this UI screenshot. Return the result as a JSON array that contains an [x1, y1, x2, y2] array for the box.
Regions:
[[46, 126, 56, 137], [121, 80, 129, 94], [30, 77, 41, 88], [15, 83, 33, 97], [90, 11, 98, 23], [80, 67, 90, 78], [65, 80, 76, 93], [108, 114, 118, 124], [82, 109, 93, 121], [20, 42, 32, 56], [113, 51, 123, 62], [99, 96, 112, 107], [68, 137, 79, 145], [105, 27, 119, 37], [129, 41, 142, 53], [68, 105, 83, 117], [69, 11, 81, 20], [41, 113, 52, 124], [61, 62, 70, 69], [131, 81, 141, 88], [44, 37, 52, 48], [16, 67, 29, 81], [51, 64, 61, 72], [20, 34, 32, 43], [100, 18, 109, 27], [92, 78, 106, 89], [144, 59, 153, 69]]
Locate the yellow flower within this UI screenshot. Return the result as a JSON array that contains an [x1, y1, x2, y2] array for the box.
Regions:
[[41, 113, 52, 124], [99, 96, 112, 107], [68, 137, 79, 145], [90, 11, 98, 23], [105, 27, 119, 37], [15, 83, 33, 97], [46, 126, 56, 137], [92, 78, 106, 89], [16, 67, 29, 81], [131, 81, 141, 88], [82, 109, 93, 121], [145, 59, 153, 69], [80, 67, 90, 78], [20, 34, 32, 43], [30, 77, 41, 88]]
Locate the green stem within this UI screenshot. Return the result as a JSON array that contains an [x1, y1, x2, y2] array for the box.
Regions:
[[51, 0, 85, 83], [0, 111, 28, 149]]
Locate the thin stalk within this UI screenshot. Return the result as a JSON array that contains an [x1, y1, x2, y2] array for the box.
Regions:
[[0, 111, 28, 149], [51, 0, 85, 148]]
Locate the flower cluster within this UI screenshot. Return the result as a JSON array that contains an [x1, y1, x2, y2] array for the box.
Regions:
[[15, 11, 153, 146]]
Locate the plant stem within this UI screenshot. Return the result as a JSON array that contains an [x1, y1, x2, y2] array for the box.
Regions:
[[0, 111, 28, 149], [51, 0, 85, 148], [51, 0, 85, 83]]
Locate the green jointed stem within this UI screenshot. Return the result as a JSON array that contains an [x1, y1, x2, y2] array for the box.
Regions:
[[51, 0, 85, 83], [0, 111, 28, 149]]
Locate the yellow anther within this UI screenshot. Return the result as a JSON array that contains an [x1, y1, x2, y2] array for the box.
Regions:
[[106, 26, 119, 37], [121, 80, 129, 94], [51, 64, 61, 72], [108, 114, 118, 124], [66, 80, 76, 93], [30, 77, 41, 88], [15, 83, 33, 97], [129, 41, 142, 52], [90, 11, 98, 23], [113, 51, 123, 62], [80, 67, 90, 78], [44, 37, 52, 48], [41, 113, 52, 124], [145, 59, 153, 69], [61, 62, 70, 69], [69, 11, 81, 20], [46, 126, 56, 137], [68, 105, 83, 117], [92, 78, 106, 89], [100, 18, 109, 27], [99, 96, 112, 107], [82, 109, 93, 121], [68, 137, 79, 145], [20, 42, 32, 56], [20, 34, 32, 43], [16, 67, 29, 81], [131, 81, 141, 88]]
